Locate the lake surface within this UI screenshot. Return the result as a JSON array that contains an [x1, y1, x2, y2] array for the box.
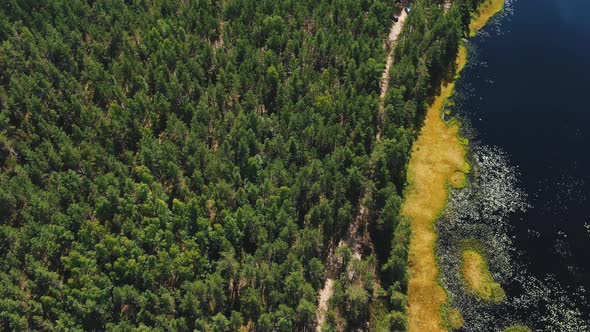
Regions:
[[452, 0, 590, 328]]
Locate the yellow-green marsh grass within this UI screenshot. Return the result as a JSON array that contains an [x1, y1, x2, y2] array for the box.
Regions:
[[404, 45, 470, 332], [404, 0, 506, 326], [447, 307, 465, 330], [504, 325, 532, 332], [461, 249, 505, 303], [470, 0, 506, 36]]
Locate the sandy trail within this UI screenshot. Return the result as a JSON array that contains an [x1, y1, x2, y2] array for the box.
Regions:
[[444, 0, 452, 12], [315, 206, 367, 331], [377, 9, 408, 140], [315, 8, 408, 331], [379, 10, 407, 103]]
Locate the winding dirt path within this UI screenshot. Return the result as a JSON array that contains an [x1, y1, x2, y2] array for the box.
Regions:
[[315, 8, 408, 331], [376, 9, 407, 141], [444, 0, 452, 12], [315, 205, 367, 331], [379, 10, 408, 104]]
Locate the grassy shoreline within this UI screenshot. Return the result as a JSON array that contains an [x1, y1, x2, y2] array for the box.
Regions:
[[404, 0, 505, 330], [470, 0, 506, 36], [403, 45, 470, 332], [461, 248, 505, 303]]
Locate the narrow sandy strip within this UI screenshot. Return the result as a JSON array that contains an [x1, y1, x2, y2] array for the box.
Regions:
[[444, 0, 452, 12], [379, 9, 408, 103], [315, 8, 408, 331], [316, 278, 334, 326], [315, 205, 367, 331], [377, 9, 408, 141]]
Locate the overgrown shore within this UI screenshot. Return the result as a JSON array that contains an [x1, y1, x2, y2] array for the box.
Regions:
[[402, 0, 505, 331], [470, 0, 506, 35], [434, 0, 590, 330], [0, 0, 510, 330], [403, 45, 470, 332]]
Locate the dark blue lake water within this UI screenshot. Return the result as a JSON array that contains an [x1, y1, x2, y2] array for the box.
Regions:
[[455, 0, 590, 327]]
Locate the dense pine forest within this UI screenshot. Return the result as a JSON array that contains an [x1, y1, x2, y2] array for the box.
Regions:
[[0, 0, 485, 330]]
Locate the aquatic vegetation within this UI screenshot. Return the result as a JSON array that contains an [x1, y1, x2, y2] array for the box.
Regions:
[[445, 145, 528, 228], [436, 144, 522, 328], [446, 307, 465, 330], [434, 1, 590, 329], [504, 325, 531, 332], [461, 248, 505, 303], [437, 144, 590, 331], [438, 144, 526, 282], [401, 0, 514, 329]]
